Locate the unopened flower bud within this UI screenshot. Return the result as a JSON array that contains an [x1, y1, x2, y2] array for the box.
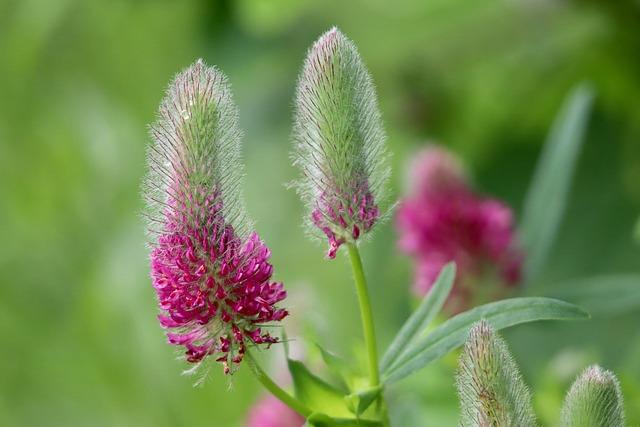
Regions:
[[293, 28, 389, 259], [561, 365, 625, 427], [456, 320, 537, 427]]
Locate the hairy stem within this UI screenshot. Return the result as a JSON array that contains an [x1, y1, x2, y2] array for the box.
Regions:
[[246, 351, 312, 418]]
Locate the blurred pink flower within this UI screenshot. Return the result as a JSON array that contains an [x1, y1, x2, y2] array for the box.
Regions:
[[246, 395, 305, 427], [396, 146, 522, 311]]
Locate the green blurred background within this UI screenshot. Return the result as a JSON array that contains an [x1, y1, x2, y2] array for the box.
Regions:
[[1, 0, 639, 425]]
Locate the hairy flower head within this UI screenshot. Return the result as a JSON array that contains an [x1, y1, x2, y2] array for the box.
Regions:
[[561, 365, 625, 427], [396, 146, 522, 312], [293, 27, 389, 258], [456, 321, 537, 427], [144, 60, 288, 375]]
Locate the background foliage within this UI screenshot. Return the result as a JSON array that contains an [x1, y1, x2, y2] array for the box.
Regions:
[[1, 0, 639, 425]]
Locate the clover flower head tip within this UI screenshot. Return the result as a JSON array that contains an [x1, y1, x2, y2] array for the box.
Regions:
[[143, 60, 288, 376], [293, 28, 389, 259], [561, 365, 625, 427], [456, 321, 537, 427]]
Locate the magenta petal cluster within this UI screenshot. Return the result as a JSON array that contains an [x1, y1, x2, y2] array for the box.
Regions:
[[396, 147, 522, 310], [311, 189, 379, 258], [151, 218, 287, 371], [246, 394, 305, 427], [145, 60, 288, 374]]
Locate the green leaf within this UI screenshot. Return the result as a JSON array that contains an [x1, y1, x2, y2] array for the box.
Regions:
[[520, 84, 594, 282], [288, 358, 383, 426], [288, 359, 352, 418], [545, 275, 640, 316], [345, 386, 382, 417], [305, 413, 383, 427], [316, 344, 354, 392], [382, 298, 588, 384], [380, 262, 455, 372], [305, 413, 335, 427]]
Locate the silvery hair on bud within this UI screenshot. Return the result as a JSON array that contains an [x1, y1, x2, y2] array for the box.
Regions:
[[560, 365, 625, 427], [456, 320, 537, 427], [143, 59, 250, 240], [292, 27, 390, 239]]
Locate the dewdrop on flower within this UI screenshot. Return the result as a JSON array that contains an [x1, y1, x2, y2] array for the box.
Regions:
[[144, 60, 288, 375], [292, 28, 390, 259]]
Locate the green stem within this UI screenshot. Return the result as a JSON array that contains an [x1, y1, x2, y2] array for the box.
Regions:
[[246, 351, 312, 418], [347, 244, 390, 426], [346, 243, 381, 387]]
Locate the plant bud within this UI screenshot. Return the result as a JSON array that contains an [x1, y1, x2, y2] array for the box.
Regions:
[[292, 28, 389, 258]]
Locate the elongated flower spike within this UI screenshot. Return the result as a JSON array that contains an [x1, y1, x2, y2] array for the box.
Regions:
[[293, 27, 389, 259], [456, 320, 537, 427], [560, 365, 625, 427], [144, 60, 288, 375]]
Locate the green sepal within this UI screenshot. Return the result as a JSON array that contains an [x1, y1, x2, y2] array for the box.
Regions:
[[305, 412, 383, 426], [288, 359, 352, 418], [344, 386, 382, 416], [316, 344, 357, 392]]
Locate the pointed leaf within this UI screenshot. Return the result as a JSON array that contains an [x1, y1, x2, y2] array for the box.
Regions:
[[305, 413, 336, 427], [382, 298, 588, 384], [345, 386, 382, 417], [545, 275, 640, 316], [316, 344, 355, 391], [521, 84, 594, 282], [305, 413, 383, 427], [288, 359, 352, 418], [381, 262, 455, 371], [457, 321, 537, 427]]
